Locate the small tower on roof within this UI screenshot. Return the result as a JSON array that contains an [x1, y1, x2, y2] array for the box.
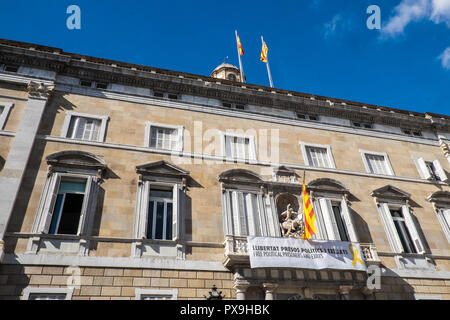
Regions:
[[211, 62, 243, 82]]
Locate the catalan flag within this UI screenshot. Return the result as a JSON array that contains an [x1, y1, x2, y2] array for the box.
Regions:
[[302, 182, 317, 240], [236, 33, 244, 56], [260, 39, 268, 63]]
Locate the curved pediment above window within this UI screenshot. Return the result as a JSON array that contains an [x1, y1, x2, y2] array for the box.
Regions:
[[370, 185, 411, 201], [307, 178, 349, 195], [427, 191, 450, 205], [46, 151, 107, 172], [136, 160, 189, 185], [218, 169, 264, 184]]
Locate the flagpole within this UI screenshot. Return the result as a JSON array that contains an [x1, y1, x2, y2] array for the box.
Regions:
[[262, 36, 274, 88], [235, 30, 245, 83]]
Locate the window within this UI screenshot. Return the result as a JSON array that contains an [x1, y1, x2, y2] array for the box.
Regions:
[[22, 288, 73, 300], [307, 179, 358, 242], [95, 82, 108, 89], [3, 64, 19, 73], [147, 188, 174, 240], [136, 289, 178, 300], [133, 161, 188, 258], [29, 151, 105, 256], [227, 74, 237, 81], [296, 113, 319, 121], [360, 150, 394, 176], [373, 186, 426, 256], [168, 94, 178, 100], [154, 92, 164, 98], [80, 80, 93, 87], [61, 112, 109, 143], [0, 102, 13, 130], [49, 179, 87, 235], [390, 208, 416, 254], [416, 158, 448, 182], [227, 191, 265, 236], [352, 122, 373, 129], [402, 129, 422, 137], [300, 143, 336, 169], [436, 207, 450, 243], [221, 102, 246, 110], [221, 133, 257, 161], [145, 122, 184, 152]]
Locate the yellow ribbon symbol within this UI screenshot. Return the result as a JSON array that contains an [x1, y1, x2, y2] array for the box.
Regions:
[[349, 243, 364, 267]]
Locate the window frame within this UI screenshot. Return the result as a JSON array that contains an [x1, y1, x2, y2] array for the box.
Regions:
[[22, 287, 73, 300], [360, 149, 395, 176], [0, 102, 14, 130], [145, 121, 184, 152], [415, 158, 448, 182], [299, 142, 336, 169], [61, 111, 109, 143], [220, 131, 257, 162], [435, 207, 450, 244], [135, 289, 178, 300]]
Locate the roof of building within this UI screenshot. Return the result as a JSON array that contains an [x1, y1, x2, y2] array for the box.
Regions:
[[0, 38, 449, 122]]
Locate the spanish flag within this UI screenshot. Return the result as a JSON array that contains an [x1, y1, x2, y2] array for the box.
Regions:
[[302, 182, 317, 240], [236, 33, 244, 56], [260, 39, 268, 63]]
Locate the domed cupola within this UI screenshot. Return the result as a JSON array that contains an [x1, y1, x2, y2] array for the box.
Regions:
[[211, 63, 243, 82]]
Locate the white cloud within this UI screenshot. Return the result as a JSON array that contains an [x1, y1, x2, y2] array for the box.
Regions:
[[439, 47, 450, 69], [431, 0, 450, 26], [382, 0, 430, 37], [382, 0, 450, 37], [323, 14, 352, 39]]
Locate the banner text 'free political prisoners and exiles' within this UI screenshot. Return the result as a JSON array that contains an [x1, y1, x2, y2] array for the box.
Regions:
[[247, 236, 367, 271]]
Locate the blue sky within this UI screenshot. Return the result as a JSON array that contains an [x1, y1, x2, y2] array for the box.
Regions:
[[1, 0, 449, 115]]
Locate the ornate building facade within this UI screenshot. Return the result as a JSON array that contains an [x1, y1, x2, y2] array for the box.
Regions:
[[0, 39, 449, 300]]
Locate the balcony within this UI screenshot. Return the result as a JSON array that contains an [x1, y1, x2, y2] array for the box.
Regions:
[[223, 235, 381, 269]]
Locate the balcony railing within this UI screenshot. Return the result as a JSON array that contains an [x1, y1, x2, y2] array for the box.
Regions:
[[223, 235, 381, 268]]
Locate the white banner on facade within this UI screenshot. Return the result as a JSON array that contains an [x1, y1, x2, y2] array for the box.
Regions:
[[247, 237, 367, 271]]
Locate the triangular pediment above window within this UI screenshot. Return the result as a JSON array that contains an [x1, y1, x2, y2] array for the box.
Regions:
[[218, 169, 264, 183], [136, 160, 189, 177], [273, 166, 300, 183], [371, 185, 411, 200], [307, 178, 349, 194], [46, 151, 107, 170], [427, 191, 450, 205]]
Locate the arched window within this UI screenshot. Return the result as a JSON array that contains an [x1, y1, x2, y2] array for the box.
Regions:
[[219, 169, 279, 237], [307, 178, 358, 242], [29, 151, 106, 255]]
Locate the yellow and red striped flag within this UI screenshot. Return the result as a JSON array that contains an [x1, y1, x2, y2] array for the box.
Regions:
[[260, 39, 268, 62], [302, 182, 317, 240], [236, 33, 244, 56]]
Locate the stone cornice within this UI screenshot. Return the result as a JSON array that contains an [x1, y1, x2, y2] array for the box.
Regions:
[[1, 39, 449, 132]]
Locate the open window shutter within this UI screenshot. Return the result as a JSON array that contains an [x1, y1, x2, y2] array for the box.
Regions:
[[443, 209, 450, 229], [77, 177, 98, 236], [378, 203, 403, 253], [319, 198, 339, 240], [172, 184, 181, 241], [433, 160, 449, 182], [417, 158, 432, 180], [40, 173, 61, 234], [237, 192, 248, 236], [311, 199, 326, 240], [402, 205, 425, 254], [139, 182, 150, 239], [340, 198, 359, 242]]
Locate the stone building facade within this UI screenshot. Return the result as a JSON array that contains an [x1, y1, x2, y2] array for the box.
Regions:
[[0, 38, 449, 300]]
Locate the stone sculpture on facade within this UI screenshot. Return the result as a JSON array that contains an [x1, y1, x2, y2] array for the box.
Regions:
[[280, 204, 305, 238]]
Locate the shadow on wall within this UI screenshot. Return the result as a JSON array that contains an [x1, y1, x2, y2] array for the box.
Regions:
[[0, 155, 5, 171], [38, 94, 77, 136]]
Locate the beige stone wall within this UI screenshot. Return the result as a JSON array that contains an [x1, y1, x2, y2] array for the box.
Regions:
[[0, 89, 448, 262], [374, 276, 450, 300], [0, 265, 235, 300]]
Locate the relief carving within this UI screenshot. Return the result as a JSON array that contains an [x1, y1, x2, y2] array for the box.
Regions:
[[280, 204, 305, 238]]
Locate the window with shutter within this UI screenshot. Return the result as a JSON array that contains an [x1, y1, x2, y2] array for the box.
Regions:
[[227, 191, 265, 237], [62, 112, 109, 142], [0, 102, 13, 130], [29, 151, 105, 255], [361, 150, 394, 176], [145, 122, 184, 152], [223, 134, 255, 161]]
